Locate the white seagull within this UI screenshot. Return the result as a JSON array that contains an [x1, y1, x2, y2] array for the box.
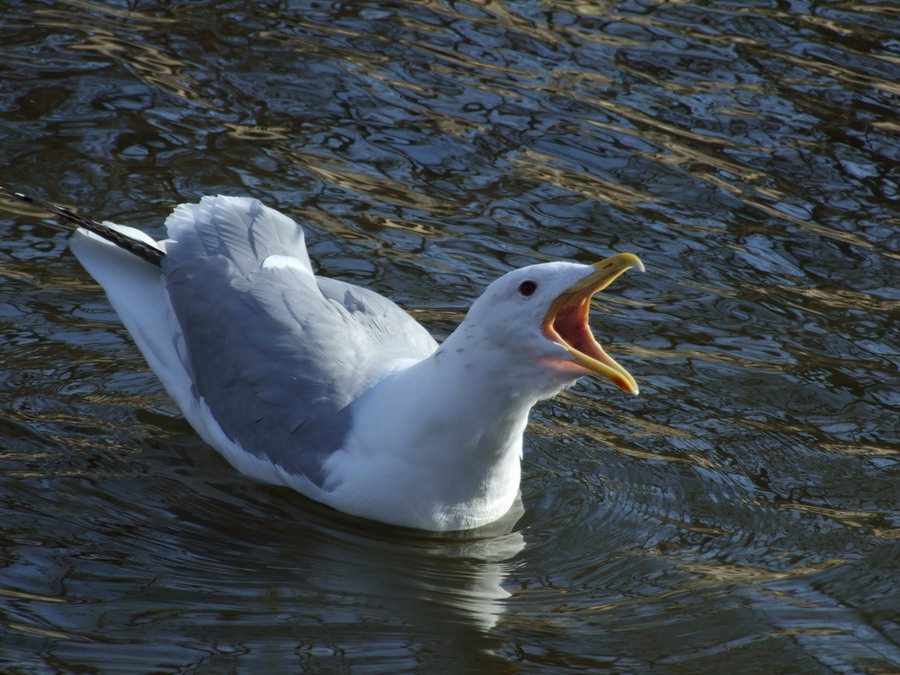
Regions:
[[3, 190, 644, 531]]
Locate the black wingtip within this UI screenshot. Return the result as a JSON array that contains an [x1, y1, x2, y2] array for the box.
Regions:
[[0, 186, 165, 267]]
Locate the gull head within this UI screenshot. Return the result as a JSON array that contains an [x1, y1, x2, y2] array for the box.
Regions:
[[452, 253, 644, 397]]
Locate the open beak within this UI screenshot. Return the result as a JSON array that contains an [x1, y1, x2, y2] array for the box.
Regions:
[[542, 253, 644, 395]]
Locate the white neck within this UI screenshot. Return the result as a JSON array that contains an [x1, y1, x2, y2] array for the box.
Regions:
[[322, 329, 551, 531]]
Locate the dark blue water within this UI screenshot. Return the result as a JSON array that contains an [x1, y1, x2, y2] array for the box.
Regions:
[[1, 0, 898, 671]]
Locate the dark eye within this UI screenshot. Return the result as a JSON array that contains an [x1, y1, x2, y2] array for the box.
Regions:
[[518, 280, 537, 297]]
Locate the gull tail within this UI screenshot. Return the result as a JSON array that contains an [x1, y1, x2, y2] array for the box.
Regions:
[[0, 186, 165, 268]]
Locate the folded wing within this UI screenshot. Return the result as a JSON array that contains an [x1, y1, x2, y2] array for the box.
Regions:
[[79, 196, 437, 487]]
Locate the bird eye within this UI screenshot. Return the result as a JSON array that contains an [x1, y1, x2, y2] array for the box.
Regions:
[[518, 280, 537, 297]]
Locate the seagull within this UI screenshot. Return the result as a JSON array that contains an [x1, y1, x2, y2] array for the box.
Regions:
[[2, 189, 644, 531]]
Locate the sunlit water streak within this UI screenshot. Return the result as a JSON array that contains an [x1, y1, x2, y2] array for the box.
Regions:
[[1, 0, 898, 671]]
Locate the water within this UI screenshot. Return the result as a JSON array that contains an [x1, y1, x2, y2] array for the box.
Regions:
[[1, 0, 898, 671]]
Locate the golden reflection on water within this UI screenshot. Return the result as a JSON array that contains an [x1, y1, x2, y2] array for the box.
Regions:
[[773, 500, 882, 532], [774, 49, 900, 97], [774, 284, 899, 315], [277, 146, 461, 214], [819, 443, 897, 458], [683, 557, 847, 586], [421, 109, 488, 136], [366, 214, 449, 238], [511, 149, 656, 209], [8, 623, 80, 641], [224, 123, 290, 142], [543, 555, 849, 615], [0, 587, 68, 604], [33, 7, 216, 111], [42, 0, 176, 25], [72, 33, 214, 109]]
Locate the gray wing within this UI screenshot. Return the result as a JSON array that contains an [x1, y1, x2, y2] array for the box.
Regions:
[[162, 196, 437, 485]]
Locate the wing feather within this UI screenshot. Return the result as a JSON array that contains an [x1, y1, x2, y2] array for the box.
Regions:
[[162, 196, 436, 485]]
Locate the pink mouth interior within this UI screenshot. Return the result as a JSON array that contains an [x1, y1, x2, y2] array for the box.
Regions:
[[551, 295, 608, 361]]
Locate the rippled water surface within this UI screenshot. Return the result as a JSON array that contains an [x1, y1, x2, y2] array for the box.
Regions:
[[1, 0, 898, 671]]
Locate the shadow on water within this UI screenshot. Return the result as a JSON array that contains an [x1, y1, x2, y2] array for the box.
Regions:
[[1, 0, 898, 671]]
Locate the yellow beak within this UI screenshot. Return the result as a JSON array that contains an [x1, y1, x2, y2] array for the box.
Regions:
[[542, 253, 644, 395]]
